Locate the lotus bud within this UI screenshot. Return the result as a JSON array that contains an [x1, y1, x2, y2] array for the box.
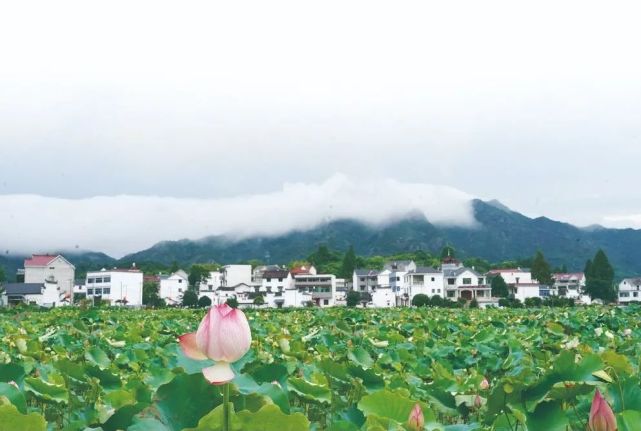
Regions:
[[474, 394, 483, 409], [589, 389, 617, 431], [480, 377, 490, 390], [179, 304, 252, 385], [408, 403, 424, 431]]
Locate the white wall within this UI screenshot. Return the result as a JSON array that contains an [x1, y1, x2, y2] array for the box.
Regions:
[[24, 256, 75, 300], [222, 265, 252, 287], [160, 271, 188, 305], [86, 270, 144, 306], [618, 279, 641, 303]]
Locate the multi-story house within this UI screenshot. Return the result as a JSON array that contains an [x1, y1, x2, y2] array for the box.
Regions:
[[85, 268, 143, 306], [385, 260, 417, 298], [552, 272, 586, 299], [293, 273, 336, 307], [486, 268, 533, 285], [159, 270, 189, 305], [618, 278, 641, 304], [23, 254, 75, 303], [405, 267, 444, 300], [443, 258, 491, 303]]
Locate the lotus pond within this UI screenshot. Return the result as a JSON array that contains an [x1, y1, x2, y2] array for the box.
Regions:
[[1, 306, 641, 430]]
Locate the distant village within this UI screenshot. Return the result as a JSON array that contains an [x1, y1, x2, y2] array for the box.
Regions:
[[2, 253, 640, 309]]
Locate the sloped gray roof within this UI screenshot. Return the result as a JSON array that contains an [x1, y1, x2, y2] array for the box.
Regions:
[[443, 267, 481, 277], [3, 283, 43, 295], [354, 269, 379, 276], [409, 267, 441, 274]]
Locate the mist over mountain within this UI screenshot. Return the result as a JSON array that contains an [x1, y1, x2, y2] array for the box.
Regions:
[[3, 199, 641, 280], [119, 200, 641, 277]]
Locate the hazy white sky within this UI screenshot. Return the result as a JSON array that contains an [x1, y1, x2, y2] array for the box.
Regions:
[[2, 0, 641, 254]]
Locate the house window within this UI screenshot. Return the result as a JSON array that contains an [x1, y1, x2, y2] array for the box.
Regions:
[[178, 279, 182, 283], [95, 278, 103, 284], [448, 278, 456, 285], [396, 277, 400, 281], [278, 278, 283, 282], [323, 299, 329, 305], [515, 277, 520, 284], [462, 278, 472, 285], [431, 277, 435, 282], [103, 288, 110, 294], [620, 292, 629, 297], [634, 292, 639, 297], [360, 277, 365, 282], [178, 288, 183, 293], [94, 288, 102, 295], [478, 278, 484, 284], [104, 276, 111, 283], [49, 266, 55, 270], [266, 278, 271, 282], [447, 291, 455, 298], [87, 288, 94, 295], [87, 278, 94, 284]]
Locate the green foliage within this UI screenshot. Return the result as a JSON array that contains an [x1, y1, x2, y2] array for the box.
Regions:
[[181, 289, 198, 307], [469, 298, 479, 308], [441, 245, 456, 258], [345, 290, 360, 307], [188, 263, 219, 288], [0, 306, 640, 429], [339, 245, 357, 279], [411, 293, 430, 307], [490, 274, 509, 298], [143, 281, 164, 307], [197, 295, 212, 308], [585, 249, 616, 302], [531, 250, 553, 285], [252, 296, 265, 306], [498, 297, 523, 308], [524, 296, 543, 307], [0, 266, 5, 283], [226, 296, 239, 308]]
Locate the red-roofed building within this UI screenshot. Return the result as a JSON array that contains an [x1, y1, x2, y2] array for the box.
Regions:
[[290, 265, 317, 276], [23, 254, 75, 302]]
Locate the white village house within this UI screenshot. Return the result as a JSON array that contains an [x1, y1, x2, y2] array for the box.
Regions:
[[159, 270, 189, 305], [23, 254, 75, 303], [85, 268, 144, 306], [2, 282, 65, 307], [618, 277, 641, 304]]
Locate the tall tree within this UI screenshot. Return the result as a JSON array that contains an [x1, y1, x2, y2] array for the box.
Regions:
[[531, 251, 553, 285], [339, 245, 357, 279], [143, 281, 163, 307], [441, 245, 456, 259], [585, 249, 616, 302], [491, 274, 509, 298]]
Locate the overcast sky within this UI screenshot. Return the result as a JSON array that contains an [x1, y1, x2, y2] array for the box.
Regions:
[[1, 1, 641, 255]]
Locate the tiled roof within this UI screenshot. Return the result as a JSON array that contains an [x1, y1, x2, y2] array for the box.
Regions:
[[263, 270, 289, 279], [3, 283, 43, 295], [354, 269, 379, 276], [409, 267, 441, 274], [24, 255, 58, 266]]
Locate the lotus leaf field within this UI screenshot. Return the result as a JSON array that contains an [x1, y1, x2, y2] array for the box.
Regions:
[[1, 306, 641, 430]]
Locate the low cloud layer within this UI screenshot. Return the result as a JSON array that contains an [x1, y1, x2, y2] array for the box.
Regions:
[[0, 175, 476, 258]]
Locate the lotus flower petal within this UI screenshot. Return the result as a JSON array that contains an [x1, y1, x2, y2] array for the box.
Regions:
[[202, 362, 235, 385], [179, 332, 208, 360]]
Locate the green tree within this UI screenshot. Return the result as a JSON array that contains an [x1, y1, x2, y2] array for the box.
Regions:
[[531, 251, 553, 285], [188, 264, 219, 288], [198, 295, 212, 308], [585, 249, 616, 302], [339, 245, 357, 279], [226, 296, 239, 308], [491, 274, 509, 298], [170, 261, 180, 273], [441, 245, 456, 259], [346, 290, 360, 307], [182, 290, 198, 307], [412, 293, 430, 307], [143, 281, 164, 307], [0, 266, 5, 283], [253, 295, 265, 307]]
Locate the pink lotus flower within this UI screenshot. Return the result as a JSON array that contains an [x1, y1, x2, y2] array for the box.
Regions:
[[480, 377, 490, 390], [407, 403, 424, 431], [589, 389, 617, 431], [179, 304, 252, 385]]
